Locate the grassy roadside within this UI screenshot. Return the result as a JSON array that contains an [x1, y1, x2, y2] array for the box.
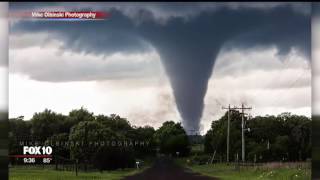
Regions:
[[9, 164, 150, 180], [176, 158, 311, 180]]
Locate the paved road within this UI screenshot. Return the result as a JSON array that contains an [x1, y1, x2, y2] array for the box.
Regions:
[[124, 157, 218, 180]]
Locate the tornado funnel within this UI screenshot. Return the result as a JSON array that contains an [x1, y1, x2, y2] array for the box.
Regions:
[[158, 46, 221, 133], [138, 16, 228, 133]]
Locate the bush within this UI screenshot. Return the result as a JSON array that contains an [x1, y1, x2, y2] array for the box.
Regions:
[[191, 154, 211, 165]]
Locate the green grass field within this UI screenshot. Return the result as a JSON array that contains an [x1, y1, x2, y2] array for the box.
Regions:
[[177, 159, 311, 180], [9, 166, 146, 180]]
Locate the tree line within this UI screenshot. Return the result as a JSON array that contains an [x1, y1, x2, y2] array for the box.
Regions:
[[204, 111, 311, 162], [9, 107, 189, 171], [9, 107, 311, 171]]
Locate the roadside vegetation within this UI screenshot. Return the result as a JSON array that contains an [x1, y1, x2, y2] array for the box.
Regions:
[[9, 107, 189, 177], [9, 108, 311, 179], [10, 165, 146, 180], [179, 160, 310, 180]]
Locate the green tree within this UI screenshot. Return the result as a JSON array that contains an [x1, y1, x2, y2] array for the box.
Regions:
[[68, 107, 95, 124], [154, 121, 190, 156], [30, 109, 66, 141], [9, 117, 31, 161], [69, 121, 115, 161], [69, 120, 136, 170], [46, 133, 70, 159], [204, 110, 242, 161], [204, 112, 311, 162]]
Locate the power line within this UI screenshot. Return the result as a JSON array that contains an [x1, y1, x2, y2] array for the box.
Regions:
[[222, 103, 252, 162]]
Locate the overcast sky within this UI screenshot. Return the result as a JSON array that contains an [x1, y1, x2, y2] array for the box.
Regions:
[[0, 2, 8, 112], [8, 2, 311, 134], [313, 3, 320, 116]]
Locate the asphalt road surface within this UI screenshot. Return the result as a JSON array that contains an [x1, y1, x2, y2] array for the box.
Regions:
[[124, 157, 218, 180]]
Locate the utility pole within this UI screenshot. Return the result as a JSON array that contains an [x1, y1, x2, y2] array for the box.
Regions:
[[223, 103, 251, 163], [239, 103, 252, 162], [222, 104, 231, 163]]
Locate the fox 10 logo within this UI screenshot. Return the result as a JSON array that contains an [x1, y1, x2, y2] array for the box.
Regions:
[[23, 146, 53, 164]]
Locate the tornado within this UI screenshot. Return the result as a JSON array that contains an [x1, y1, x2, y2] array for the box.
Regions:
[[135, 7, 310, 134], [155, 44, 221, 133], [10, 3, 311, 134], [135, 10, 263, 133], [136, 13, 233, 133]]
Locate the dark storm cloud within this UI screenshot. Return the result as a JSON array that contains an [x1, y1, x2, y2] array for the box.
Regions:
[[313, 3, 320, 52], [10, 3, 311, 60], [0, 2, 8, 67], [11, 9, 152, 55], [10, 3, 310, 132], [9, 2, 310, 15], [313, 3, 320, 17]]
